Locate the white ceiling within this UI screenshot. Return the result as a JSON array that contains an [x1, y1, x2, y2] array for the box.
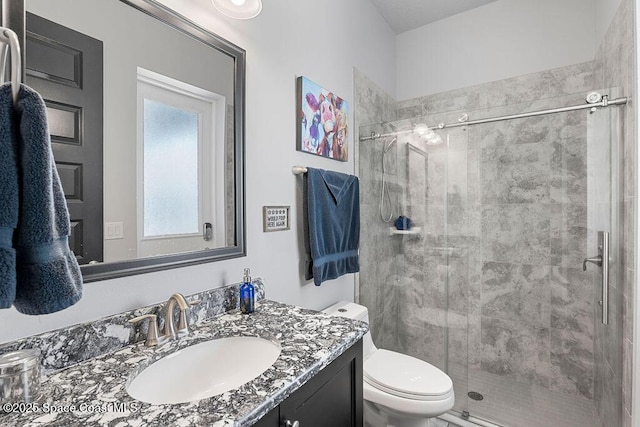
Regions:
[[369, 0, 499, 34]]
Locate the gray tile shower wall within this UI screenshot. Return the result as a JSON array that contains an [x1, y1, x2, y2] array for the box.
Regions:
[[396, 62, 595, 121], [354, 68, 397, 128], [225, 103, 236, 244], [354, 67, 400, 350], [0, 279, 266, 371]]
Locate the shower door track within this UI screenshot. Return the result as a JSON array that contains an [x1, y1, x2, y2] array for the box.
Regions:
[[359, 95, 628, 141], [440, 410, 504, 427]]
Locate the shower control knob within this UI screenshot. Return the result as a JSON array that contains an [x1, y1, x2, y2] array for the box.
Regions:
[[284, 420, 300, 427]]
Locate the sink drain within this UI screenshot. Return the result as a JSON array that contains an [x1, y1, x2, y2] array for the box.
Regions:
[[468, 391, 484, 401]]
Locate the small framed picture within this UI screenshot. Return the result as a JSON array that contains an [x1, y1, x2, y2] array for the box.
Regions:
[[296, 76, 349, 161], [263, 206, 290, 232]]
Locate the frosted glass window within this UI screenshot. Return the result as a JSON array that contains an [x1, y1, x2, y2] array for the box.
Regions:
[[143, 99, 199, 237]]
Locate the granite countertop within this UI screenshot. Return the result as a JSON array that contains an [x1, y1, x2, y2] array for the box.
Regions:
[[1, 300, 368, 427]]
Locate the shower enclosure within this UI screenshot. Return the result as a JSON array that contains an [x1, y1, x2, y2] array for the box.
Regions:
[[357, 87, 625, 427]]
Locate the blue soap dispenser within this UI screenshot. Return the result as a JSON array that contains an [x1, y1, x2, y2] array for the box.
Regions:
[[240, 268, 255, 314]]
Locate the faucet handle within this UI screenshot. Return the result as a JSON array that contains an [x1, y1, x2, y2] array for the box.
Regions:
[[129, 314, 159, 347]]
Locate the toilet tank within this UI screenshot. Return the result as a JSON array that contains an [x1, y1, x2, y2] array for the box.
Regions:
[[323, 300, 370, 323], [322, 301, 377, 359]]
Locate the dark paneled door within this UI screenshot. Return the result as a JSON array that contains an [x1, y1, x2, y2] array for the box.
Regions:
[[25, 13, 104, 265]]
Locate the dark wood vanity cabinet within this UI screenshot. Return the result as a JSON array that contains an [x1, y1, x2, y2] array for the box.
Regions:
[[254, 339, 363, 427]]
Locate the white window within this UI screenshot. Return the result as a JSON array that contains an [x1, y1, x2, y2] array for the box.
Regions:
[[142, 98, 200, 237], [136, 68, 226, 257]]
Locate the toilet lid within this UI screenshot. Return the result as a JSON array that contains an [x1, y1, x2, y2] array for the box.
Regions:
[[364, 350, 453, 400]]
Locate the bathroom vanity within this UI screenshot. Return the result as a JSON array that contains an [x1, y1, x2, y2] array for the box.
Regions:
[[255, 340, 363, 427], [0, 282, 366, 426]]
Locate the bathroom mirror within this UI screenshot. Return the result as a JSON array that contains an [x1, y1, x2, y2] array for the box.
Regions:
[[18, 0, 246, 281]]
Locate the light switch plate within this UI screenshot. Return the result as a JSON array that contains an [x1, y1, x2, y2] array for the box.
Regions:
[[105, 222, 124, 240]]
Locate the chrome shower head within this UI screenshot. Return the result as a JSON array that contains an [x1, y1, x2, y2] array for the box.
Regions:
[[383, 137, 398, 154], [381, 120, 397, 131]]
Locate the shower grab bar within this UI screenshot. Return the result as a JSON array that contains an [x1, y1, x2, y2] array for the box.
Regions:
[[583, 231, 609, 325]]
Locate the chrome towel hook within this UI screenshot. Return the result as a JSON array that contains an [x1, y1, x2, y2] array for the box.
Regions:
[[0, 27, 21, 104]]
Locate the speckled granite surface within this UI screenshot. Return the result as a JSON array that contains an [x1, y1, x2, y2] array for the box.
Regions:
[[0, 300, 367, 426], [0, 279, 266, 371]]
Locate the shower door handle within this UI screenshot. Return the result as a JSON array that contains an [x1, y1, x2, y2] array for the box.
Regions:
[[583, 231, 609, 325]]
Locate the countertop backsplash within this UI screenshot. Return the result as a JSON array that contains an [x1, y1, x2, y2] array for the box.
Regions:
[[0, 278, 266, 372]]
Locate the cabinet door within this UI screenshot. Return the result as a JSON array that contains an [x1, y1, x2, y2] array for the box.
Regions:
[[279, 340, 363, 427], [253, 407, 279, 427]]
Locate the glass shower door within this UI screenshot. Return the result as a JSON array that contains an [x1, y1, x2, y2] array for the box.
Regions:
[[396, 122, 474, 420], [460, 90, 622, 427]]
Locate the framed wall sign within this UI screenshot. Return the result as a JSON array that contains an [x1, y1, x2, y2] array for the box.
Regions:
[[263, 206, 290, 232]]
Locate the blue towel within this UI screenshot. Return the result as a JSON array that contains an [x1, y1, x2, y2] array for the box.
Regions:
[[0, 84, 18, 308], [0, 83, 83, 314], [304, 167, 359, 286]]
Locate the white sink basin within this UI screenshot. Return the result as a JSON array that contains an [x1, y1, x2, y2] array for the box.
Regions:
[[126, 336, 281, 404]]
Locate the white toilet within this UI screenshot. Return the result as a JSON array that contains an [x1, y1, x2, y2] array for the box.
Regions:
[[323, 301, 455, 427]]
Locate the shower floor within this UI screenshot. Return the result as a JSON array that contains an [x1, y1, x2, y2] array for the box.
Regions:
[[448, 366, 600, 427]]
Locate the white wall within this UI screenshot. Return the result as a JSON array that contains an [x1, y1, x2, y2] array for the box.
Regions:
[[395, 0, 596, 100], [0, 0, 396, 343]]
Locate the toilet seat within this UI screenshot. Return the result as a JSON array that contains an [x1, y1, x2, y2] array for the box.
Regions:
[[364, 349, 453, 401]]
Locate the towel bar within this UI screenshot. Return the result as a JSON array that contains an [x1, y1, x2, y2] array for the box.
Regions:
[[292, 166, 307, 175], [0, 27, 22, 104]]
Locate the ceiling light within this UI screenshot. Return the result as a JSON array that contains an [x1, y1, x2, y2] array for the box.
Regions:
[[211, 0, 262, 19]]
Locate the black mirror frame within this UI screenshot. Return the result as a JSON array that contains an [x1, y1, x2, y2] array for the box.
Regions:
[[2, 0, 246, 282]]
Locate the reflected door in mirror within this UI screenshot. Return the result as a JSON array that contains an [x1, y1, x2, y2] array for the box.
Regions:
[[25, 12, 104, 265]]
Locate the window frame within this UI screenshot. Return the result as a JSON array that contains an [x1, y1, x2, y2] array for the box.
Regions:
[[136, 67, 226, 249]]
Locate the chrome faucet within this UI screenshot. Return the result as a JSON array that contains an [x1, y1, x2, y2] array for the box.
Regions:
[[161, 293, 193, 340]]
